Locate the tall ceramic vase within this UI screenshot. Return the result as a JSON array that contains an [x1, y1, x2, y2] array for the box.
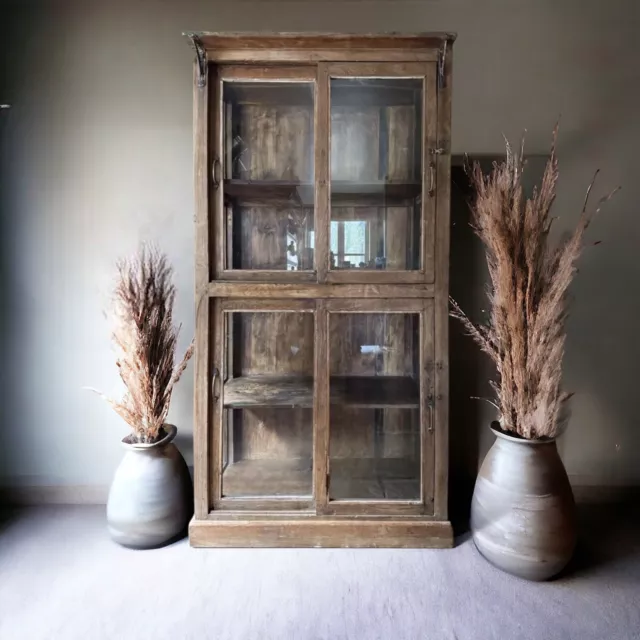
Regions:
[[471, 425, 576, 581], [107, 424, 193, 549]]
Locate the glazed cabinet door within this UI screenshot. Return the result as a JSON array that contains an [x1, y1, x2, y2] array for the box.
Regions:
[[320, 62, 438, 284], [211, 66, 318, 281], [318, 298, 436, 516], [210, 299, 318, 511]]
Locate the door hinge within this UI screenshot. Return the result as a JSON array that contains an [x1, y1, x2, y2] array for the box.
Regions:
[[184, 32, 207, 88]]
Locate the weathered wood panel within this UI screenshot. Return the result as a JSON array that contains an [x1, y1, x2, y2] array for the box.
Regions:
[[330, 107, 379, 182]]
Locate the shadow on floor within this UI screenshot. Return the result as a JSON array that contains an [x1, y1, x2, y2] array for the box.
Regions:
[[563, 498, 640, 579]]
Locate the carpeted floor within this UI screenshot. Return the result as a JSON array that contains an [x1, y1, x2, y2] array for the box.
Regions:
[[0, 505, 639, 640]]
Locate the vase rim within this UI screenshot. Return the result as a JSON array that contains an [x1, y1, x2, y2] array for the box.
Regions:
[[490, 423, 558, 445], [121, 424, 177, 450]]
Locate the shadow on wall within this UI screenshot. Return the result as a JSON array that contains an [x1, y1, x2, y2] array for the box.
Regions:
[[448, 164, 491, 531], [448, 158, 548, 532]]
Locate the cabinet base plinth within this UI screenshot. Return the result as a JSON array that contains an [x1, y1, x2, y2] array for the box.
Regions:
[[189, 516, 453, 548]]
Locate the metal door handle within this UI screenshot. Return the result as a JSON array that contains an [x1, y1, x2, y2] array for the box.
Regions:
[[428, 163, 436, 196], [211, 367, 219, 401], [212, 157, 221, 190]]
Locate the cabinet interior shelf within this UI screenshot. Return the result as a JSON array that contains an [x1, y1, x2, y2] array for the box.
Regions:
[[223, 375, 420, 408], [222, 457, 420, 500], [223, 180, 421, 206]]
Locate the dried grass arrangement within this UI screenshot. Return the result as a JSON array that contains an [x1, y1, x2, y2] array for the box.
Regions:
[[450, 127, 619, 439], [90, 246, 194, 443]]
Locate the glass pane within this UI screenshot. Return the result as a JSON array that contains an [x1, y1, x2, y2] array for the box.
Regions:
[[329, 313, 421, 500], [221, 311, 314, 498], [330, 78, 422, 271], [223, 82, 315, 270]]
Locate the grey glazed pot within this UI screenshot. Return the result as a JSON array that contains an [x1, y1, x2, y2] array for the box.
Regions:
[[107, 425, 193, 549], [471, 425, 576, 581]]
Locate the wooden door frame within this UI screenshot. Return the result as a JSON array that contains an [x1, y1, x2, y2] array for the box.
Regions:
[[210, 298, 317, 512], [212, 65, 320, 283], [317, 297, 434, 517], [318, 61, 438, 285]]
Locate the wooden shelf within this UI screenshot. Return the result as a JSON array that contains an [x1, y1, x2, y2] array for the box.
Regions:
[[222, 458, 312, 497], [221, 456, 419, 500], [223, 180, 421, 207], [332, 181, 421, 205], [223, 375, 420, 408], [224, 180, 314, 206], [224, 375, 313, 407]]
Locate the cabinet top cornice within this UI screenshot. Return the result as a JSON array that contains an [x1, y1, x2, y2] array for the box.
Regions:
[[184, 31, 456, 53]]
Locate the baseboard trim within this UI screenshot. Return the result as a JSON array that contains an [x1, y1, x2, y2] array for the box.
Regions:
[[2, 481, 638, 508], [0, 484, 109, 506]]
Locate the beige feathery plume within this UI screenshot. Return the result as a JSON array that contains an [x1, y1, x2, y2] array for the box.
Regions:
[[451, 126, 619, 439], [89, 245, 194, 443]]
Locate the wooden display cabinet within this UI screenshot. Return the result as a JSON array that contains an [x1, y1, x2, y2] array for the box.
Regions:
[[188, 33, 455, 547]]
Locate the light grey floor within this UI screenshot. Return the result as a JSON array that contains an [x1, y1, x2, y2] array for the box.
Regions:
[[0, 505, 639, 640]]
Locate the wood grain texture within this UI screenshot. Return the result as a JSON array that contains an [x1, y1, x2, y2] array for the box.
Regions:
[[213, 70, 225, 279], [422, 298, 435, 512], [327, 271, 427, 284], [433, 45, 452, 521], [223, 375, 420, 408], [193, 60, 211, 519], [210, 299, 224, 508], [197, 33, 455, 51], [222, 457, 313, 497], [326, 62, 430, 77], [331, 107, 379, 182], [206, 49, 440, 64], [189, 517, 454, 548], [219, 65, 317, 81], [423, 64, 438, 282], [315, 64, 329, 282], [206, 282, 435, 299]]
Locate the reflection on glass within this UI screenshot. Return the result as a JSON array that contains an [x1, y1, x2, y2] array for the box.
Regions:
[[223, 82, 315, 271], [330, 78, 423, 271], [221, 311, 314, 498], [328, 313, 421, 500]]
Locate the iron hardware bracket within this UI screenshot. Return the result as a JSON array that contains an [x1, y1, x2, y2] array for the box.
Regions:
[[437, 35, 455, 89], [184, 32, 207, 88]]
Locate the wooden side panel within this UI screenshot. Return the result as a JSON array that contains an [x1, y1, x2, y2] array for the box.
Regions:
[[330, 107, 380, 182], [238, 207, 287, 270], [315, 64, 330, 282], [238, 312, 314, 375], [193, 61, 211, 519], [385, 206, 410, 270], [386, 105, 415, 181], [422, 298, 436, 511], [423, 64, 438, 282], [433, 46, 453, 520], [237, 105, 312, 182], [234, 408, 313, 460], [314, 299, 329, 510]]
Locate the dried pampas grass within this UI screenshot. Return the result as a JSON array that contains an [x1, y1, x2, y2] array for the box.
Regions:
[[451, 127, 619, 439], [89, 246, 194, 443]]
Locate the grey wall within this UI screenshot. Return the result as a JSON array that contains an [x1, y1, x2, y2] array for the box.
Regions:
[[1, 0, 639, 495]]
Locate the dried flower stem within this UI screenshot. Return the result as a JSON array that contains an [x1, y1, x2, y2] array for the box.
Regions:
[[451, 126, 619, 439], [89, 246, 194, 443]]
